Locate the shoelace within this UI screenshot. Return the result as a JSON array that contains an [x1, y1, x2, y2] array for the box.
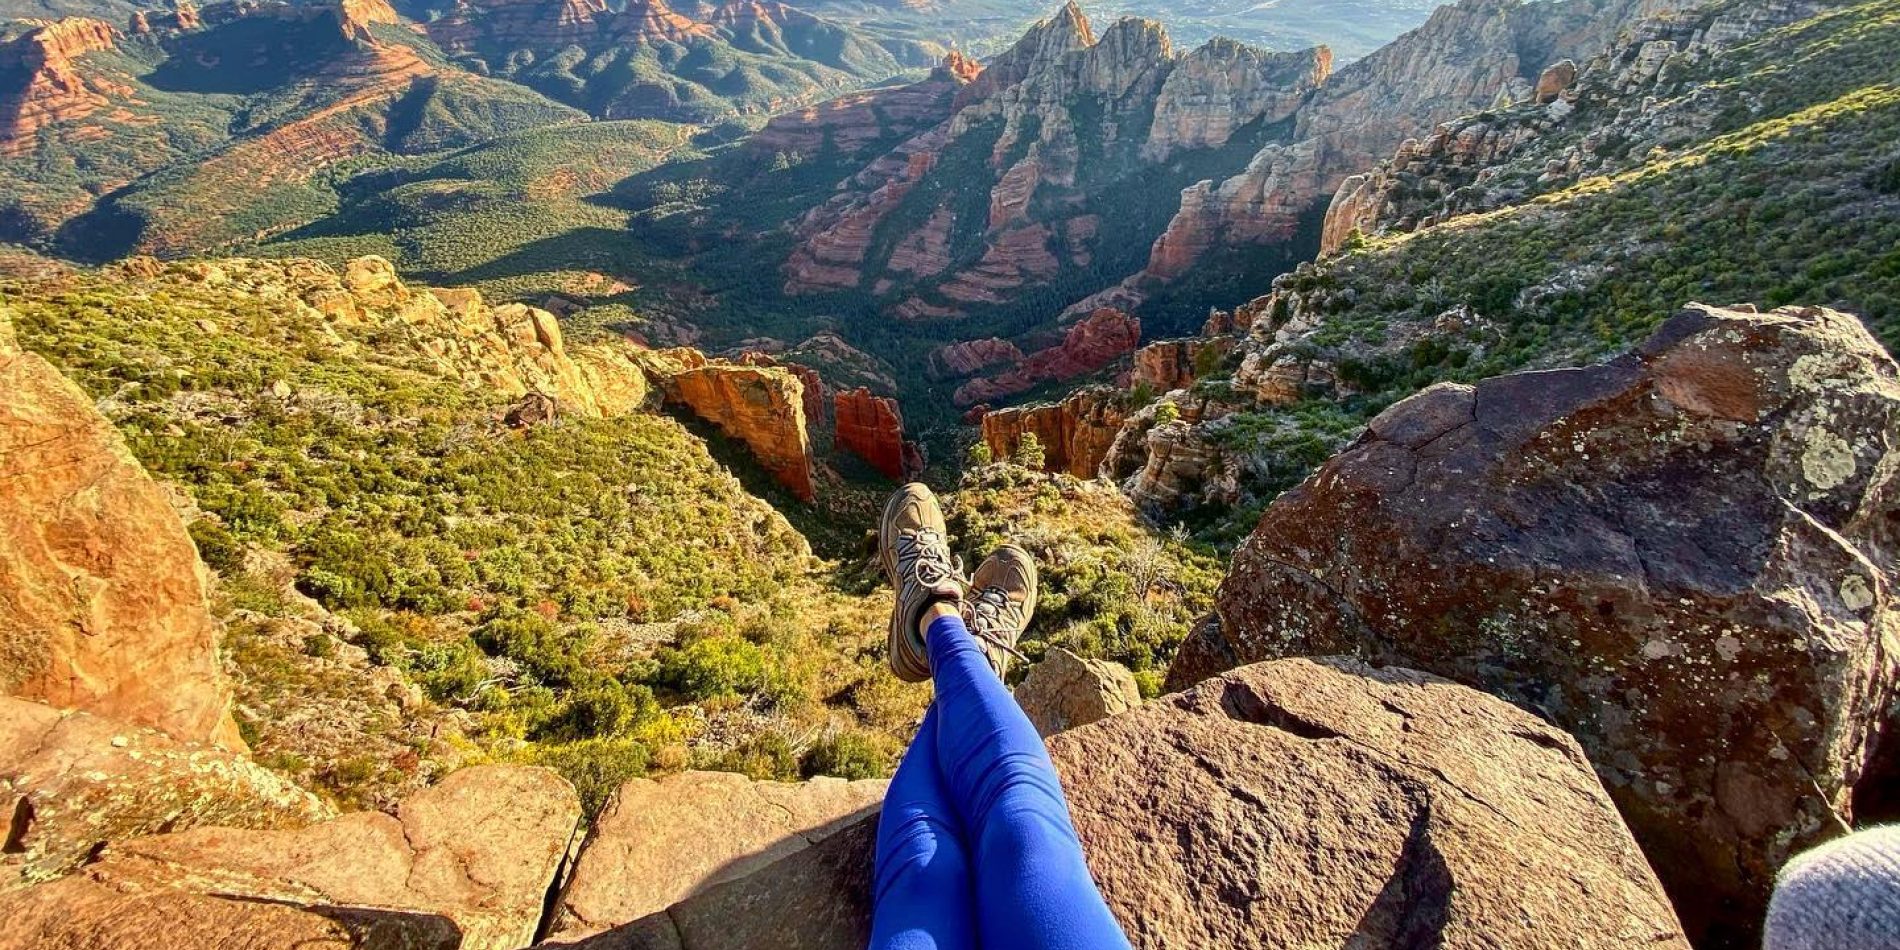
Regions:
[[967, 585, 1031, 665], [898, 528, 965, 591], [899, 530, 1028, 666]]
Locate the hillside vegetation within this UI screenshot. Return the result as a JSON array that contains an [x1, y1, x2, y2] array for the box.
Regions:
[[0, 257, 1215, 811], [1156, 0, 1900, 543]]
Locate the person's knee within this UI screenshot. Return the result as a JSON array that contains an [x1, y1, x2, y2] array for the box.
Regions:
[[876, 816, 972, 896], [1765, 825, 1900, 950]]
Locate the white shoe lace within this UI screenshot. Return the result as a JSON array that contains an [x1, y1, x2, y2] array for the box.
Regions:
[[898, 528, 967, 592], [967, 585, 1030, 665]]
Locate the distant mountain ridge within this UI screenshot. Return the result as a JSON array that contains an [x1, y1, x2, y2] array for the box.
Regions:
[[0, 0, 923, 255]]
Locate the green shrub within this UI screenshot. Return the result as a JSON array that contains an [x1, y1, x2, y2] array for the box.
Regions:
[[801, 730, 892, 780], [529, 738, 652, 818], [1012, 433, 1047, 469], [188, 519, 245, 575], [654, 634, 769, 701]]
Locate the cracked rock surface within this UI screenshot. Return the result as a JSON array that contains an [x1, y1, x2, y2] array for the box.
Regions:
[[0, 764, 578, 950], [1174, 304, 1900, 946], [0, 313, 244, 750], [578, 657, 1683, 950]]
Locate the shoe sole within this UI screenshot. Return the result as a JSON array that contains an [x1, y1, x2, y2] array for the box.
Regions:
[[880, 485, 934, 683]]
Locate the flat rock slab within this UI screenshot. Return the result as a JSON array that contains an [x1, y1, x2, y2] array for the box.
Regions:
[[0, 698, 331, 886], [547, 770, 886, 942], [558, 658, 1686, 949], [0, 764, 579, 950]]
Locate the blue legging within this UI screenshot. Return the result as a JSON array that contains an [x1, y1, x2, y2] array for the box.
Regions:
[[870, 614, 1132, 950]]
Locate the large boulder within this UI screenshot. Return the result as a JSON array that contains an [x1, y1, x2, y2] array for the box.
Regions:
[[573, 658, 1686, 949], [0, 317, 244, 749], [1171, 304, 1900, 946], [0, 765, 580, 950], [546, 770, 886, 943], [1014, 647, 1141, 736], [1, 698, 331, 886]]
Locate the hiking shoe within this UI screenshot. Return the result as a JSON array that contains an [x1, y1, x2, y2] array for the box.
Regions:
[[966, 545, 1036, 679], [879, 483, 964, 683]]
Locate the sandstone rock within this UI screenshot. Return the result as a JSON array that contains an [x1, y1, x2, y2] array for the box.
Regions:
[[0, 319, 244, 749], [666, 363, 816, 502], [833, 388, 910, 481], [1131, 337, 1230, 393], [591, 658, 1687, 949], [0, 877, 465, 950], [1143, 40, 1330, 162], [1176, 304, 1900, 946], [980, 386, 1127, 478], [504, 391, 560, 428], [0, 18, 122, 157], [0, 765, 580, 950], [749, 57, 967, 162], [926, 337, 1023, 380], [954, 309, 1140, 408], [1122, 417, 1237, 516], [1535, 57, 1579, 103], [1013, 648, 1140, 737], [1, 698, 331, 885], [546, 770, 886, 942]]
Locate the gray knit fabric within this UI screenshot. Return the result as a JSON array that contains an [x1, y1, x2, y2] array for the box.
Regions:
[[1766, 825, 1900, 950]]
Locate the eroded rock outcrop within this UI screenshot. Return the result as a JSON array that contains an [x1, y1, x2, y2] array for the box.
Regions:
[[1013, 648, 1139, 737], [595, 658, 1687, 949], [1173, 304, 1900, 946], [547, 770, 886, 942], [1, 698, 331, 886], [927, 337, 1024, 380], [1, 765, 580, 950], [0, 18, 123, 157], [783, 4, 1331, 317], [1, 309, 245, 750], [980, 386, 1128, 478], [833, 387, 912, 481], [954, 308, 1139, 408], [659, 358, 817, 502], [1131, 337, 1230, 393]]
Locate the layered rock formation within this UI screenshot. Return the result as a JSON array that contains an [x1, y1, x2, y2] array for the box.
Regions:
[[953, 308, 1139, 407], [425, 0, 903, 122], [783, 4, 1331, 320], [0, 18, 124, 158], [1173, 304, 1900, 946], [1131, 337, 1230, 392], [1013, 648, 1140, 737], [1315, 0, 1828, 254], [1080, 0, 1689, 314], [833, 387, 913, 481], [593, 658, 1687, 949], [1, 308, 245, 750], [748, 53, 973, 162], [979, 386, 1128, 478], [546, 771, 886, 941], [926, 337, 1022, 380], [1, 765, 580, 950]]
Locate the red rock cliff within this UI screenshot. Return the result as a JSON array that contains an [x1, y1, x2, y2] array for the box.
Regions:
[[980, 386, 1128, 479], [833, 388, 910, 481], [954, 309, 1140, 408], [0, 18, 122, 156]]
